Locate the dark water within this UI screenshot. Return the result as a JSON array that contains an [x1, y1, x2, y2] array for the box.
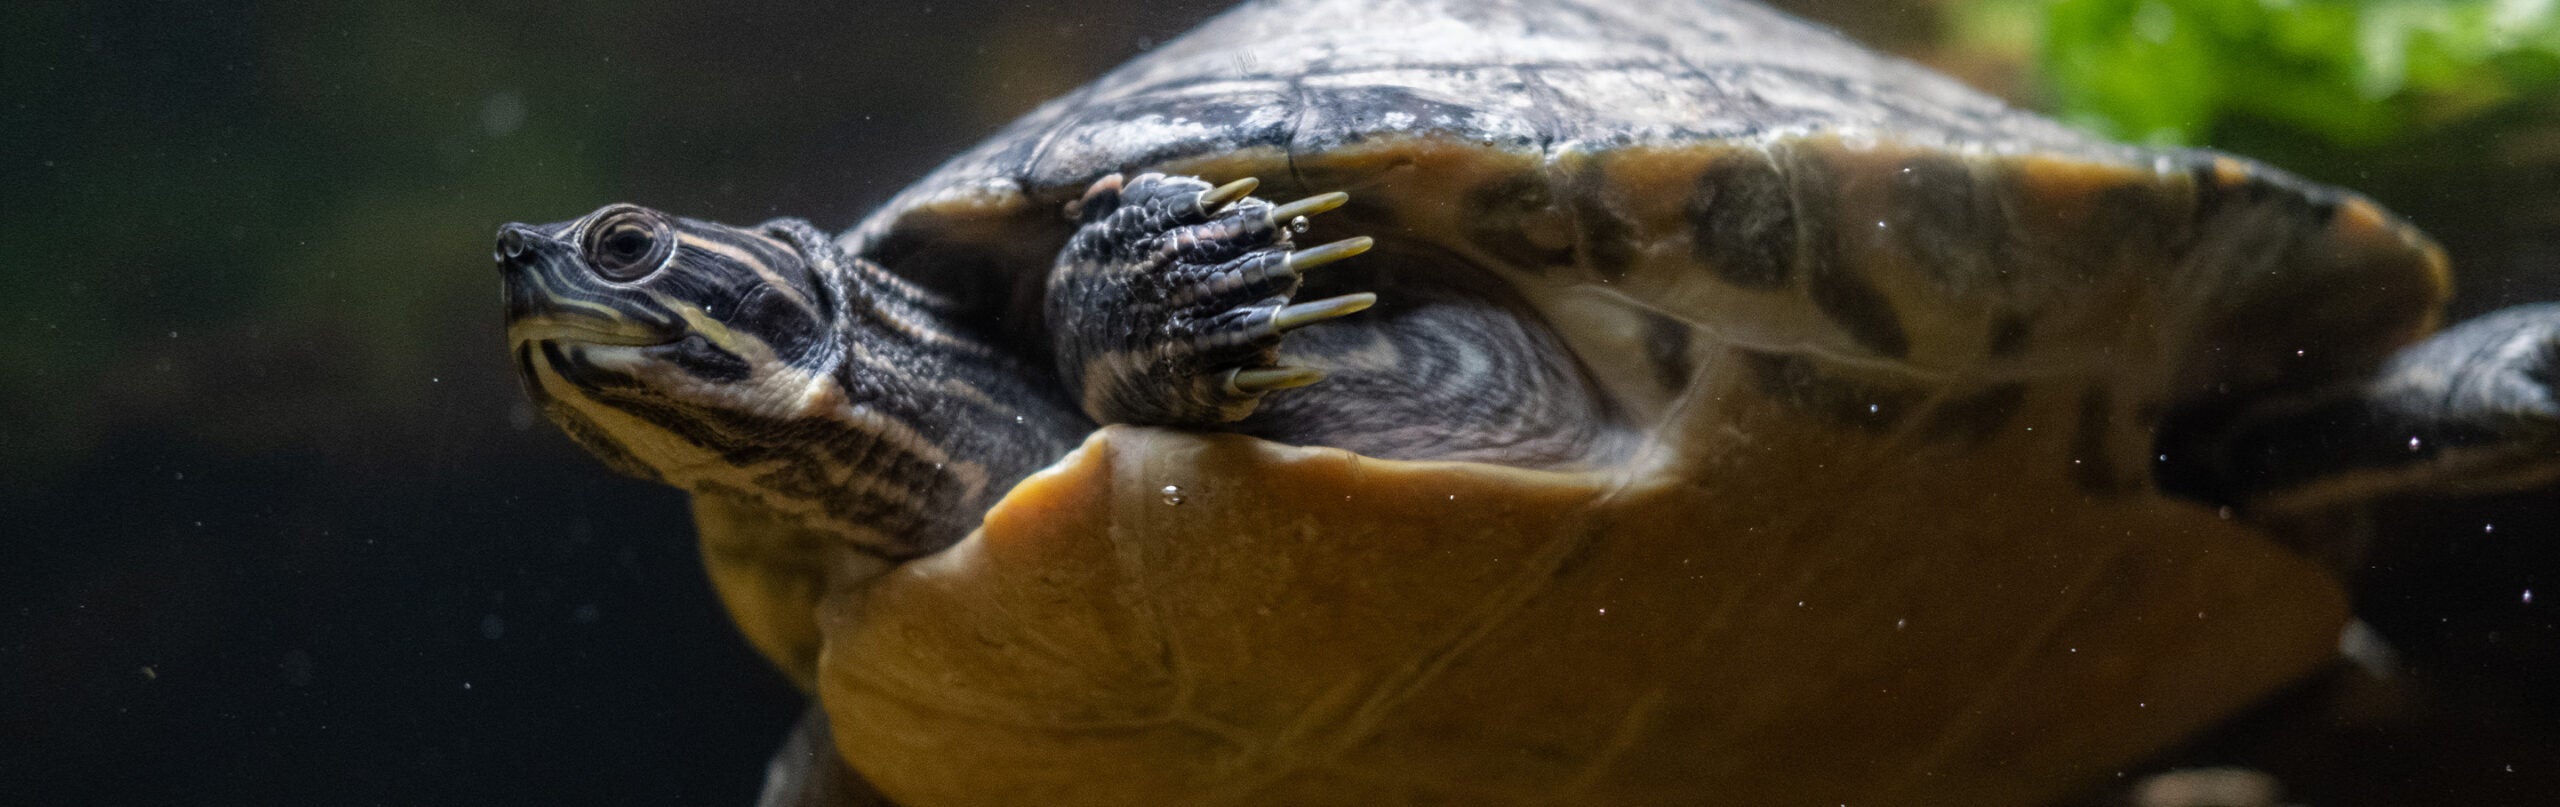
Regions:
[[5, 1, 2553, 804], [4, 1, 1227, 802]]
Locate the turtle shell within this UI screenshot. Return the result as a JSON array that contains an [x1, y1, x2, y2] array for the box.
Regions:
[[822, 426, 2345, 805], [739, 0, 2453, 803]]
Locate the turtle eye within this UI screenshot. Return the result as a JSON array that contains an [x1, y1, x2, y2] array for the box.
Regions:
[[582, 207, 674, 282]]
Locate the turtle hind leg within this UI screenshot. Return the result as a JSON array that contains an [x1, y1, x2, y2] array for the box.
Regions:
[[1046, 172, 1375, 426], [2355, 302, 2560, 496], [2161, 302, 2560, 517]]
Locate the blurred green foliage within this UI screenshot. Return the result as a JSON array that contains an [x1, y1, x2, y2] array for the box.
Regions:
[[1960, 0, 2560, 146]]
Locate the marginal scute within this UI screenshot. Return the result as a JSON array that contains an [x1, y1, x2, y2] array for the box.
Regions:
[[1777, 146, 1916, 359], [2172, 163, 2448, 409], [1884, 153, 1998, 290], [1567, 156, 1641, 279], [1684, 151, 1796, 290], [1463, 170, 1576, 269], [2086, 181, 2193, 265], [1805, 255, 1914, 359], [1992, 157, 2188, 292]]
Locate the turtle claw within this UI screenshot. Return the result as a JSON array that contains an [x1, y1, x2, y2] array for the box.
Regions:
[[1275, 293, 1377, 331], [1225, 366, 1327, 396], [1269, 191, 1350, 224], [1198, 177, 1259, 213], [1050, 172, 1374, 425], [1288, 237, 1372, 272]]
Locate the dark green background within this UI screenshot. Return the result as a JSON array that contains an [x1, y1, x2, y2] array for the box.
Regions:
[[5, 1, 2552, 804], [4, 1, 1230, 801]]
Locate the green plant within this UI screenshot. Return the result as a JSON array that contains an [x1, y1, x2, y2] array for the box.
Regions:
[[1957, 0, 2560, 146]]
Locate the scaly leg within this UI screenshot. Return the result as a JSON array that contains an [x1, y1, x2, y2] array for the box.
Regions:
[[1046, 173, 1374, 426]]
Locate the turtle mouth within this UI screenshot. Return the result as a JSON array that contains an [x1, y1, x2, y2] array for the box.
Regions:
[[509, 317, 682, 348]]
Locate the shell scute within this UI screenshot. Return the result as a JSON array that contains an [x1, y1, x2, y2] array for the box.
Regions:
[[1681, 151, 1795, 290]]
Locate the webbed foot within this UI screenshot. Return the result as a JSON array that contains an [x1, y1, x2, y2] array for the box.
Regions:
[[1048, 172, 1373, 425], [2178, 302, 2560, 515], [2362, 302, 2560, 493]]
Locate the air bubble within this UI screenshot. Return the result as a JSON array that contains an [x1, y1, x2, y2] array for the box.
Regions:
[[1160, 485, 1185, 506], [1287, 216, 1311, 233]]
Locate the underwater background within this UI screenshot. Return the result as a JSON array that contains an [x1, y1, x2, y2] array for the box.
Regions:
[[6, 0, 2555, 803]]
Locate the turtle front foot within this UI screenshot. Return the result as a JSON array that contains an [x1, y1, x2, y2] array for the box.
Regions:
[[1047, 172, 1374, 426]]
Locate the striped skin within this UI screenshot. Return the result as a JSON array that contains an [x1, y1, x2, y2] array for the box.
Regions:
[[499, 206, 1083, 566]]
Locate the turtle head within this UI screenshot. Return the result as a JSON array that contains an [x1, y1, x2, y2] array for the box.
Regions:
[[497, 203, 848, 485]]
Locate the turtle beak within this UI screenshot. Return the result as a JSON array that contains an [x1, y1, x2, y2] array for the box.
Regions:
[[495, 222, 541, 266], [494, 222, 561, 294], [496, 220, 682, 348], [496, 221, 568, 324]]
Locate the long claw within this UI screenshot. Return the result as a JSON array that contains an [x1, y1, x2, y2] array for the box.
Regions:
[[1268, 191, 1350, 223], [1198, 177, 1259, 211], [1287, 237, 1373, 272], [1274, 292, 1378, 331], [1225, 366, 1326, 395]]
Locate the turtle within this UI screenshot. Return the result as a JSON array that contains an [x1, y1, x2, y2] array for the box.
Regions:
[[493, 0, 2560, 804]]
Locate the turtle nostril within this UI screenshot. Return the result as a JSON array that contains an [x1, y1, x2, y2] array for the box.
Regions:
[[497, 225, 533, 261]]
